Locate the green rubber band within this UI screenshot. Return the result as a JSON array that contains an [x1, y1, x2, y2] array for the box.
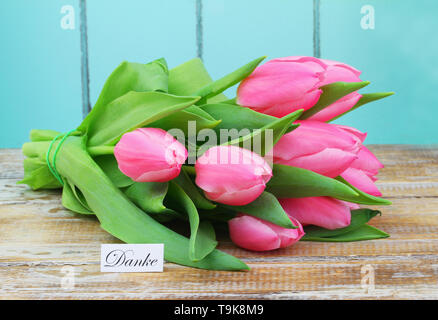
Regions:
[[46, 133, 63, 184], [46, 129, 77, 185]]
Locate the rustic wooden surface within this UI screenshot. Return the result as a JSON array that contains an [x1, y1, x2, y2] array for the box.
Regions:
[[0, 145, 437, 300]]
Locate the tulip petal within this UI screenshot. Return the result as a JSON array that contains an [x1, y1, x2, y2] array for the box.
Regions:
[[319, 59, 362, 83], [136, 167, 181, 183], [259, 88, 323, 118], [277, 148, 358, 178], [117, 158, 174, 180], [335, 124, 368, 143], [270, 56, 328, 73], [351, 146, 384, 175], [341, 168, 382, 197], [309, 92, 362, 122], [266, 217, 305, 248], [280, 197, 352, 230], [228, 215, 281, 251], [272, 121, 362, 163], [205, 183, 266, 206], [340, 201, 361, 210]]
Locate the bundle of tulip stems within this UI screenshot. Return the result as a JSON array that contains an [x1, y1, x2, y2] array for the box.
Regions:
[[20, 56, 393, 271]]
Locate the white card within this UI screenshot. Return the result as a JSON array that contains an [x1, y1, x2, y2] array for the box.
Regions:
[[100, 244, 164, 272]]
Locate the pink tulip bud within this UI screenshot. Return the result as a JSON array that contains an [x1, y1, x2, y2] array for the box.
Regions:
[[195, 146, 272, 206], [237, 56, 324, 117], [237, 56, 362, 120], [228, 214, 304, 251], [271, 120, 361, 178], [114, 128, 188, 182], [335, 125, 384, 196], [279, 197, 352, 230]]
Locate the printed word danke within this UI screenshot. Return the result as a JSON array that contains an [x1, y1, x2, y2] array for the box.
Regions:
[[104, 249, 158, 267]]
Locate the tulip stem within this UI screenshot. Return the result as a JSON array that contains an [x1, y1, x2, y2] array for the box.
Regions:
[[87, 146, 115, 156]]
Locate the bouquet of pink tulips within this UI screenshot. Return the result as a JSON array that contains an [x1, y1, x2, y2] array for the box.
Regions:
[[19, 56, 393, 271]]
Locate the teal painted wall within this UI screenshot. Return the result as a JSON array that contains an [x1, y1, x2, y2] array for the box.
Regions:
[[322, 0, 438, 144], [1, 0, 437, 147], [0, 0, 82, 148]]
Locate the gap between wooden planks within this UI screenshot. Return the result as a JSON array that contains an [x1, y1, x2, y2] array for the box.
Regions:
[[0, 145, 437, 299]]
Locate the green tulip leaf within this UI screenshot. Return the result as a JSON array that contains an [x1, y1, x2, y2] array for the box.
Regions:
[[166, 181, 218, 262], [221, 97, 238, 105], [22, 141, 51, 160], [124, 182, 180, 221], [148, 105, 221, 136], [17, 157, 62, 190], [62, 179, 94, 215], [301, 209, 381, 239], [79, 58, 169, 133], [301, 224, 389, 242], [222, 191, 296, 229], [168, 58, 227, 103], [94, 155, 134, 188], [62, 180, 94, 215], [174, 167, 217, 210], [222, 109, 303, 156], [30, 129, 61, 142], [266, 164, 359, 200], [300, 81, 370, 119], [184, 105, 217, 120], [85, 91, 200, 146], [194, 56, 266, 104], [196, 220, 217, 256], [200, 103, 300, 139], [199, 207, 237, 223], [335, 176, 392, 206], [329, 92, 395, 122], [201, 103, 279, 131]]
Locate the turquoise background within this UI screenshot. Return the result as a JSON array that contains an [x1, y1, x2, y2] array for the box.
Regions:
[[1, 0, 437, 147]]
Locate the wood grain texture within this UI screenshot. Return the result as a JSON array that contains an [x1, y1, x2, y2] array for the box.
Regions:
[[0, 145, 437, 300]]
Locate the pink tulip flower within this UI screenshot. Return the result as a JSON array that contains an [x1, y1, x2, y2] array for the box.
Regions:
[[228, 213, 304, 251], [237, 56, 362, 120], [279, 197, 353, 230], [195, 146, 272, 206], [114, 128, 188, 182], [271, 120, 362, 178], [335, 125, 384, 196]]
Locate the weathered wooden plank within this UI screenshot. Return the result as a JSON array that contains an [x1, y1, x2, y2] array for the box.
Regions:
[[1, 195, 437, 261], [0, 149, 23, 179], [0, 258, 437, 299], [1, 236, 437, 265]]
